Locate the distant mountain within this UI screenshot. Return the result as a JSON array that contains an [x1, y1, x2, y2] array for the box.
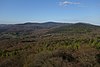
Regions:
[[48, 22, 100, 34], [16, 22, 70, 27], [0, 24, 13, 32], [0, 22, 70, 33], [0, 22, 99, 34]]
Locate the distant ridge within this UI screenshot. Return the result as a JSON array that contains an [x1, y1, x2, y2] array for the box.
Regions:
[[17, 21, 72, 24], [47, 22, 100, 34], [0, 22, 100, 33], [74, 22, 94, 26]]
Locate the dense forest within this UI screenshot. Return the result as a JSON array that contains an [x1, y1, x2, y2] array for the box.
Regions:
[[0, 22, 100, 67]]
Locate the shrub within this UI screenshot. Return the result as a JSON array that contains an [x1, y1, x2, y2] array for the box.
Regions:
[[96, 54, 100, 63]]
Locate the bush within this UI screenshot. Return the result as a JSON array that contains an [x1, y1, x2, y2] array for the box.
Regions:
[[29, 48, 77, 67], [96, 54, 100, 63]]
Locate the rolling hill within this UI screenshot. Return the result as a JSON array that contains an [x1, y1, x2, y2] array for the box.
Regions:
[[0, 22, 100, 67]]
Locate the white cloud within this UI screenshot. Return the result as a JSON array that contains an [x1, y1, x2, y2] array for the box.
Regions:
[[59, 1, 80, 6]]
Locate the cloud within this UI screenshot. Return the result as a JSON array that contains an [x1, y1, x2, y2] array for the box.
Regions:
[[59, 1, 80, 6]]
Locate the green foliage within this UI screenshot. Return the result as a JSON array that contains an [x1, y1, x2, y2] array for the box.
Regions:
[[95, 43, 100, 49], [0, 49, 19, 57], [91, 38, 100, 49]]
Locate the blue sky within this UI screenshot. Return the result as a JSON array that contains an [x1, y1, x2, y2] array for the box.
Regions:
[[0, 0, 100, 25]]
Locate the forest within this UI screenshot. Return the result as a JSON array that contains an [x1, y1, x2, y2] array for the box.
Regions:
[[0, 22, 100, 67]]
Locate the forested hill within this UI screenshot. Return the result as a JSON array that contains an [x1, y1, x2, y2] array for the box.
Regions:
[[0, 22, 70, 33], [0, 22, 100, 67], [0, 22, 99, 33], [48, 22, 100, 34]]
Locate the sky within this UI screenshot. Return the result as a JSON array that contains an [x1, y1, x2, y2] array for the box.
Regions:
[[0, 0, 100, 25]]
